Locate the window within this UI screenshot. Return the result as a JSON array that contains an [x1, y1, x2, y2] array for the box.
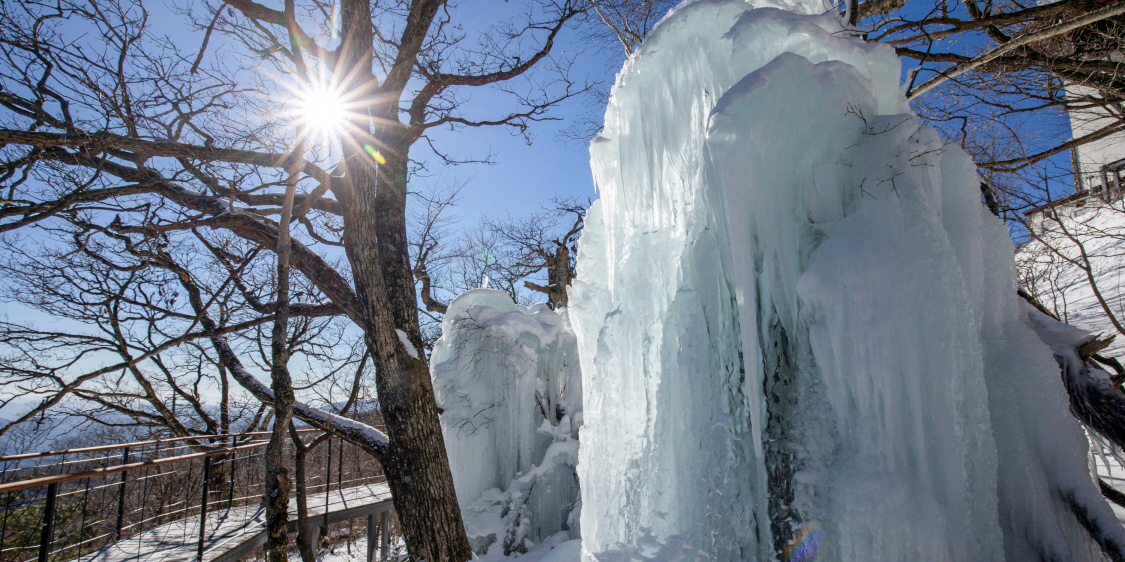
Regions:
[[1105, 157, 1125, 194]]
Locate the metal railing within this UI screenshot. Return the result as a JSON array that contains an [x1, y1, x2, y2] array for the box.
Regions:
[[0, 429, 390, 562]]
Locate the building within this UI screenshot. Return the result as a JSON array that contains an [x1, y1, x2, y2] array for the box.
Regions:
[[1026, 83, 1125, 235]]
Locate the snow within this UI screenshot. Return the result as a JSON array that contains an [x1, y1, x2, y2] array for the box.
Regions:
[[1096, 445, 1125, 519], [1018, 202, 1125, 524], [534, 540, 582, 562], [282, 532, 406, 562], [1018, 202, 1125, 358], [475, 538, 582, 562], [394, 329, 419, 359], [429, 289, 582, 555], [567, 0, 1125, 560], [276, 531, 580, 562]]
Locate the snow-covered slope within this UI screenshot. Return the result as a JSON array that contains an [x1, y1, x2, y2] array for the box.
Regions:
[[1018, 201, 1125, 522], [1018, 202, 1125, 358], [568, 0, 1124, 560]]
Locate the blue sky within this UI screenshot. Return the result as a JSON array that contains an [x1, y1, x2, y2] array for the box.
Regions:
[[0, 1, 628, 416], [142, 1, 619, 225]]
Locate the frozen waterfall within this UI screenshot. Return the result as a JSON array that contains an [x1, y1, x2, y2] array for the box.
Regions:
[[566, 0, 1125, 560]]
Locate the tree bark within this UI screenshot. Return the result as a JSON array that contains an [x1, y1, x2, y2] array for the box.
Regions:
[[264, 145, 302, 562], [339, 142, 469, 561], [290, 424, 318, 562], [548, 243, 572, 309], [335, 1, 471, 559]]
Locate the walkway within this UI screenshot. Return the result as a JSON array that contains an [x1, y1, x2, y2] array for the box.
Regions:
[[69, 482, 393, 562], [0, 430, 392, 562]]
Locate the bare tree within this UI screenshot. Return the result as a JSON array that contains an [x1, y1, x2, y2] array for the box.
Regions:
[[849, 0, 1125, 214], [0, 227, 283, 439], [585, 0, 677, 55], [409, 194, 587, 315], [482, 198, 587, 309]]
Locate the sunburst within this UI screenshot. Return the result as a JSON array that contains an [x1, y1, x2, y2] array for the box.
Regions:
[[289, 78, 350, 154], [298, 83, 347, 135]]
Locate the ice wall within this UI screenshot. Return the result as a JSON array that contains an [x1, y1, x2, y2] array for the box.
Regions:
[[569, 0, 1125, 560], [430, 289, 582, 555]]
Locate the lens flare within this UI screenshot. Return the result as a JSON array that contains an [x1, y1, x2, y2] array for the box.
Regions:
[[364, 144, 386, 165], [782, 521, 824, 562]]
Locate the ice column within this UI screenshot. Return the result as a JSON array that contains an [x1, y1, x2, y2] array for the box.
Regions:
[[569, 0, 1125, 560]]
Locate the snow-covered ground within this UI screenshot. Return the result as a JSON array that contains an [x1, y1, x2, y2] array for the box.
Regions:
[[1019, 202, 1125, 526], [1018, 201, 1125, 358], [287, 540, 377, 562], [277, 533, 578, 562]]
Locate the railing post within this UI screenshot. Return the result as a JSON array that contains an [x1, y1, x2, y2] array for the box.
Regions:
[[37, 482, 58, 562], [196, 456, 212, 561], [1, 481, 11, 553], [227, 436, 236, 508], [114, 447, 129, 540], [379, 512, 389, 561], [76, 478, 91, 559], [366, 514, 376, 562], [323, 439, 332, 534]]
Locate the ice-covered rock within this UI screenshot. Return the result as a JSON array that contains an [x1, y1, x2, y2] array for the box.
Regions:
[[430, 289, 582, 555], [568, 0, 1125, 560]]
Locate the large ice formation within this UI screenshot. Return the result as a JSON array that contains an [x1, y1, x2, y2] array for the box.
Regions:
[[567, 0, 1125, 560], [430, 290, 582, 555]]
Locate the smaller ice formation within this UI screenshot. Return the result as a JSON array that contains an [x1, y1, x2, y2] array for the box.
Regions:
[[430, 290, 582, 555]]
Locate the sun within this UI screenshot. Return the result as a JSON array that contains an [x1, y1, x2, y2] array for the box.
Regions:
[[296, 83, 348, 137], [285, 77, 384, 163]]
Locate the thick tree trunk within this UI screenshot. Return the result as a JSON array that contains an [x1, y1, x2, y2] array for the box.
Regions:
[[547, 244, 573, 309], [332, 2, 471, 558], [264, 152, 301, 562], [376, 363, 468, 561], [339, 144, 470, 561], [264, 424, 293, 562]]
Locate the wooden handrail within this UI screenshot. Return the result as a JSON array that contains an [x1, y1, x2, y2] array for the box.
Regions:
[[0, 440, 281, 494], [0, 429, 334, 463], [0, 425, 387, 493]]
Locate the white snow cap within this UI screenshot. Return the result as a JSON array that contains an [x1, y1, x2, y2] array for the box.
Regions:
[[394, 329, 418, 359], [682, 0, 826, 16]]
